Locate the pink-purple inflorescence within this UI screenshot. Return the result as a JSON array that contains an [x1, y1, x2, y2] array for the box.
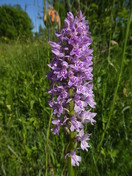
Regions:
[[47, 11, 96, 166]]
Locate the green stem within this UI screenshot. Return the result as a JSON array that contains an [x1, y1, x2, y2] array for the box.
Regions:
[[98, 11, 132, 150], [66, 88, 75, 176], [45, 110, 52, 176], [68, 157, 74, 176], [102, 0, 114, 132]]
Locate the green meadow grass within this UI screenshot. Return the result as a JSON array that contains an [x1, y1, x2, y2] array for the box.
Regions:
[[0, 14, 132, 176]]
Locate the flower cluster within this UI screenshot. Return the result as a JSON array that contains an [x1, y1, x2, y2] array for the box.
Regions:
[[48, 11, 96, 166]]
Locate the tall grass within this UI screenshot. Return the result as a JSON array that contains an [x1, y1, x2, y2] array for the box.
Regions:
[[0, 11, 132, 176]]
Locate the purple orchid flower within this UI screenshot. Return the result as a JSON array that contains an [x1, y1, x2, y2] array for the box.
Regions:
[[77, 129, 90, 151], [48, 11, 96, 166], [65, 151, 81, 167]]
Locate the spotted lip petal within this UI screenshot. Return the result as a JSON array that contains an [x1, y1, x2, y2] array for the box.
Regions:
[[65, 151, 81, 167]]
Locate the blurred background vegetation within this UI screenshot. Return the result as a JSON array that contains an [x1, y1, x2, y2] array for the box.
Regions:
[[0, 0, 132, 175], [0, 5, 33, 40]]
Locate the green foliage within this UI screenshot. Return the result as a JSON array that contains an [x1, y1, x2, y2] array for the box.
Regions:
[[0, 5, 33, 40], [0, 0, 132, 175]]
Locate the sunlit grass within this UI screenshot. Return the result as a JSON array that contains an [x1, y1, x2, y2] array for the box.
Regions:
[[0, 12, 132, 175]]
